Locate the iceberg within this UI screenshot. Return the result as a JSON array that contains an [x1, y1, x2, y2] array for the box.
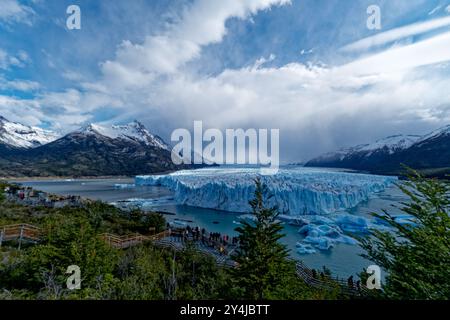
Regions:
[[136, 167, 396, 215], [296, 215, 362, 251], [334, 214, 371, 234], [296, 243, 317, 255]]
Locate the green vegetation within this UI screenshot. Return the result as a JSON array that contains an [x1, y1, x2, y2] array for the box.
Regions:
[[0, 200, 227, 300], [229, 178, 337, 300], [360, 173, 450, 299], [0, 181, 335, 300]]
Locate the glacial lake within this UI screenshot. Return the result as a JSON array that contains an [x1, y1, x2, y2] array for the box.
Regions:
[[13, 172, 406, 279]]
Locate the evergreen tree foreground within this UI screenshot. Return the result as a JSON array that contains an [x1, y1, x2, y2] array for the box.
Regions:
[[360, 172, 450, 299]]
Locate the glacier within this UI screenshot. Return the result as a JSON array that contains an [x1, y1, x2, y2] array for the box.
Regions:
[[135, 167, 397, 215]]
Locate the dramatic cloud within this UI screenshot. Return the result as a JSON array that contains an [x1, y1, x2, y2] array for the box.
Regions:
[[100, 0, 290, 81], [76, 5, 450, 161], [2, 0, 450, 162]]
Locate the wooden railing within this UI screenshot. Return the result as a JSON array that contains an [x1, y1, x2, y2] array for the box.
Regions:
[[0, 223, 170, 250], [0, 224, 41, 248], [295, 261, 370, 296], [151, 238, 236, 268], [100, 230, 172, 249]]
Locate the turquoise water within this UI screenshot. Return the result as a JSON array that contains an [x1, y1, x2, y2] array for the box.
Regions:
[[15, 175, 406, 279]]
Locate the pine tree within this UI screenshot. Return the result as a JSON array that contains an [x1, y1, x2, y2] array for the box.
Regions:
[[360, 172, 450, 299], [230, 178, 293, 300]]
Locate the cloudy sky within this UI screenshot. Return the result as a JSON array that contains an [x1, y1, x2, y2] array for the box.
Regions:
[[1, 0, 450, 163]]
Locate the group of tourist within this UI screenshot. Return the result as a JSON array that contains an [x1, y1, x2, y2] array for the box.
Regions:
[[169, 223, 240, 255]]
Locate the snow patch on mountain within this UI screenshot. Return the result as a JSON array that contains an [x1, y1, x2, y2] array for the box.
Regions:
[[77, 120, 170, 150], [309, 124, 450, 166], [0, 116, 59, 148], [415, 124, 450, 145], [356, 134, 421, 155], [310, 134, 421, 163]]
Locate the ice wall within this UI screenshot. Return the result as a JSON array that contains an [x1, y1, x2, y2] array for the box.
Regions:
[[135, 167, 397, 215]]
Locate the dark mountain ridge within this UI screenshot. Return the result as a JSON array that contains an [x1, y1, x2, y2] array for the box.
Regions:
[[305, 125, 450, 177], [0, 119, 191, 177]]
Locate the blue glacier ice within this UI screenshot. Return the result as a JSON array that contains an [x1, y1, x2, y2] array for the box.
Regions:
[[134, 167, 399, 254], [334, 214, 371, 234], [297, 221, 358, 252], [296, 243, 317, 255], [136, 167, 397, 215]]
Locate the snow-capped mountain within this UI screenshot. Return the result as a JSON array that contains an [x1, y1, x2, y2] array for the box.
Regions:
[[0, 116, 59, 149], [312, 134, 421, 163], [306, 126, 450, 176], [0, 118, 196, 177], [76, 121, 170, 150], [354, 134, 421, 155]]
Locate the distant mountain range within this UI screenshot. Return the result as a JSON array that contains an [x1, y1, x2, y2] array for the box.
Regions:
[[306, 125, 450, 177], [0, 116, 192, 177], [3, 115, 449, 178]]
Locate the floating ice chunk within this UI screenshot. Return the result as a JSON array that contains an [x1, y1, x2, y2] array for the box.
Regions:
[[334, 214, 371, 234], [298, 224, 315, 236], [299, 224, 342, 238], [296, 243, 317, 255], [297, 217, 360, 249], [114, 183, 135, 189], [303, 235, 321, 244], [318, 225, 342, 239], [304, 235, 334, 250], [316, 238, 334, 251]]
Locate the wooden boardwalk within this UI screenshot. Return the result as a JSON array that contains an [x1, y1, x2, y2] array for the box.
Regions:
[[295, 261, 369, 296], [152, 237, 237, 268], [0, 224, 41, 249], [0, 223, 369, 296], [100, 230, 171, 249]]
